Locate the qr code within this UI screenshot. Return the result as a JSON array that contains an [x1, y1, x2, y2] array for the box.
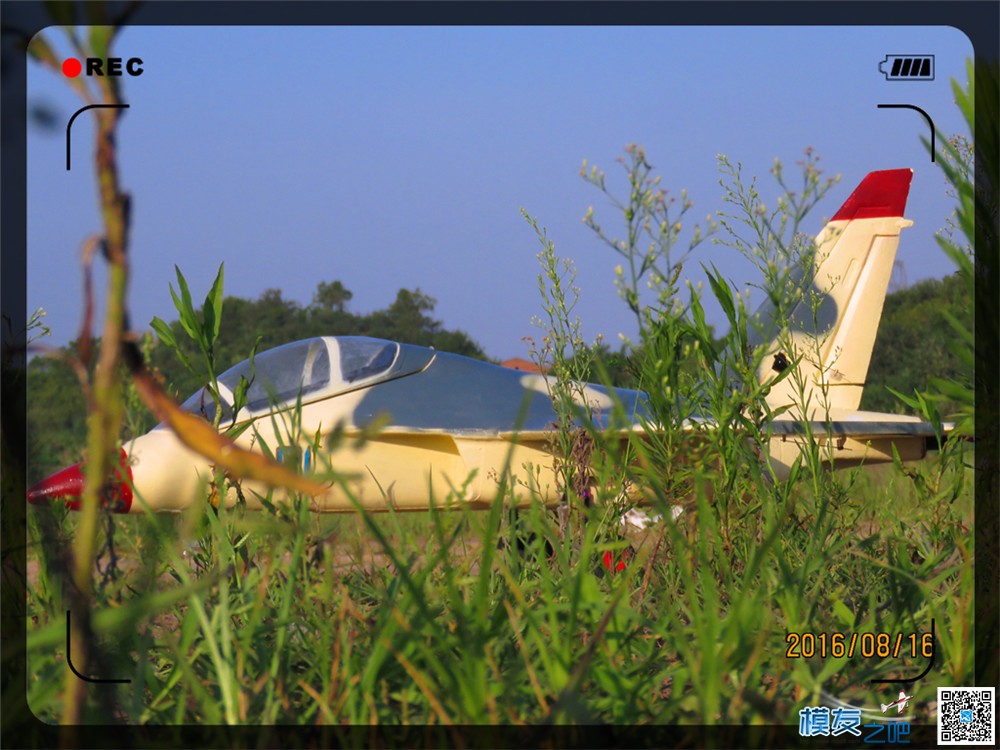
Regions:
[[938, 687, 995, 745]]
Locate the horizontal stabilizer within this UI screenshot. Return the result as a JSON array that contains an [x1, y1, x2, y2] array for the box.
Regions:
[[770, 418, 950, 438]]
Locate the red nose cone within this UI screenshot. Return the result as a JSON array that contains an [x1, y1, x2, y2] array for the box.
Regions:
[[28, 448, 133, 513], [27, 462, 84, 505]]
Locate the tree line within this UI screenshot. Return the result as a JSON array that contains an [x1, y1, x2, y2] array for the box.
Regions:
[[26, 274, 971, 483]]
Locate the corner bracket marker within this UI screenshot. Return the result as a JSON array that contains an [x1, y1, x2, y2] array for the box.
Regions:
[[877, 104, 936, 163], [66, 104, 130, 171], [65, 609, 131, 684]]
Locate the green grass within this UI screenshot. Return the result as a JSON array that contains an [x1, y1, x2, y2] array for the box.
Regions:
[[21, 439, 974, 727]]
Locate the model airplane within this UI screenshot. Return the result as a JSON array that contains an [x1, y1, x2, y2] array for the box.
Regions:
[[881, 691, 914, 714], [28, 168, 946, 514]]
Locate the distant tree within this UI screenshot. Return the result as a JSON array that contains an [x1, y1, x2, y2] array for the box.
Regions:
[[312, 280, 353, 312], [364, 288, 440, 343], [26, 355, 87, 484], [254, 288, 306, 342], [861, 273, 972, 417]]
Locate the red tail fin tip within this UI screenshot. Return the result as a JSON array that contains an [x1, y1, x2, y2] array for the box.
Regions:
[[830, 169, 913, 221]]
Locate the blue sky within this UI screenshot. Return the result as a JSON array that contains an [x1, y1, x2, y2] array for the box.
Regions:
[[27, 25, 973, 361]]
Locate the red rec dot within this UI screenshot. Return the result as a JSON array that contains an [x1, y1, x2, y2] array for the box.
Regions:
[[62, 58, 82, 77]]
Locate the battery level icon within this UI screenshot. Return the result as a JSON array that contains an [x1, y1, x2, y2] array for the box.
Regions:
[[880, 55, 935, 81]]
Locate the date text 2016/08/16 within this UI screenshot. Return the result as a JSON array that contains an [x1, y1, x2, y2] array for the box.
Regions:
[[785, 631, 934, 660]]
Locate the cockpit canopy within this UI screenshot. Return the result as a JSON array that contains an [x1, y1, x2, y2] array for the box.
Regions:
[[178, 336, 429, 423]]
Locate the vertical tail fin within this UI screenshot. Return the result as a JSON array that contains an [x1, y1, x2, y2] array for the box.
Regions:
[[753, 169, 914, 417]]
